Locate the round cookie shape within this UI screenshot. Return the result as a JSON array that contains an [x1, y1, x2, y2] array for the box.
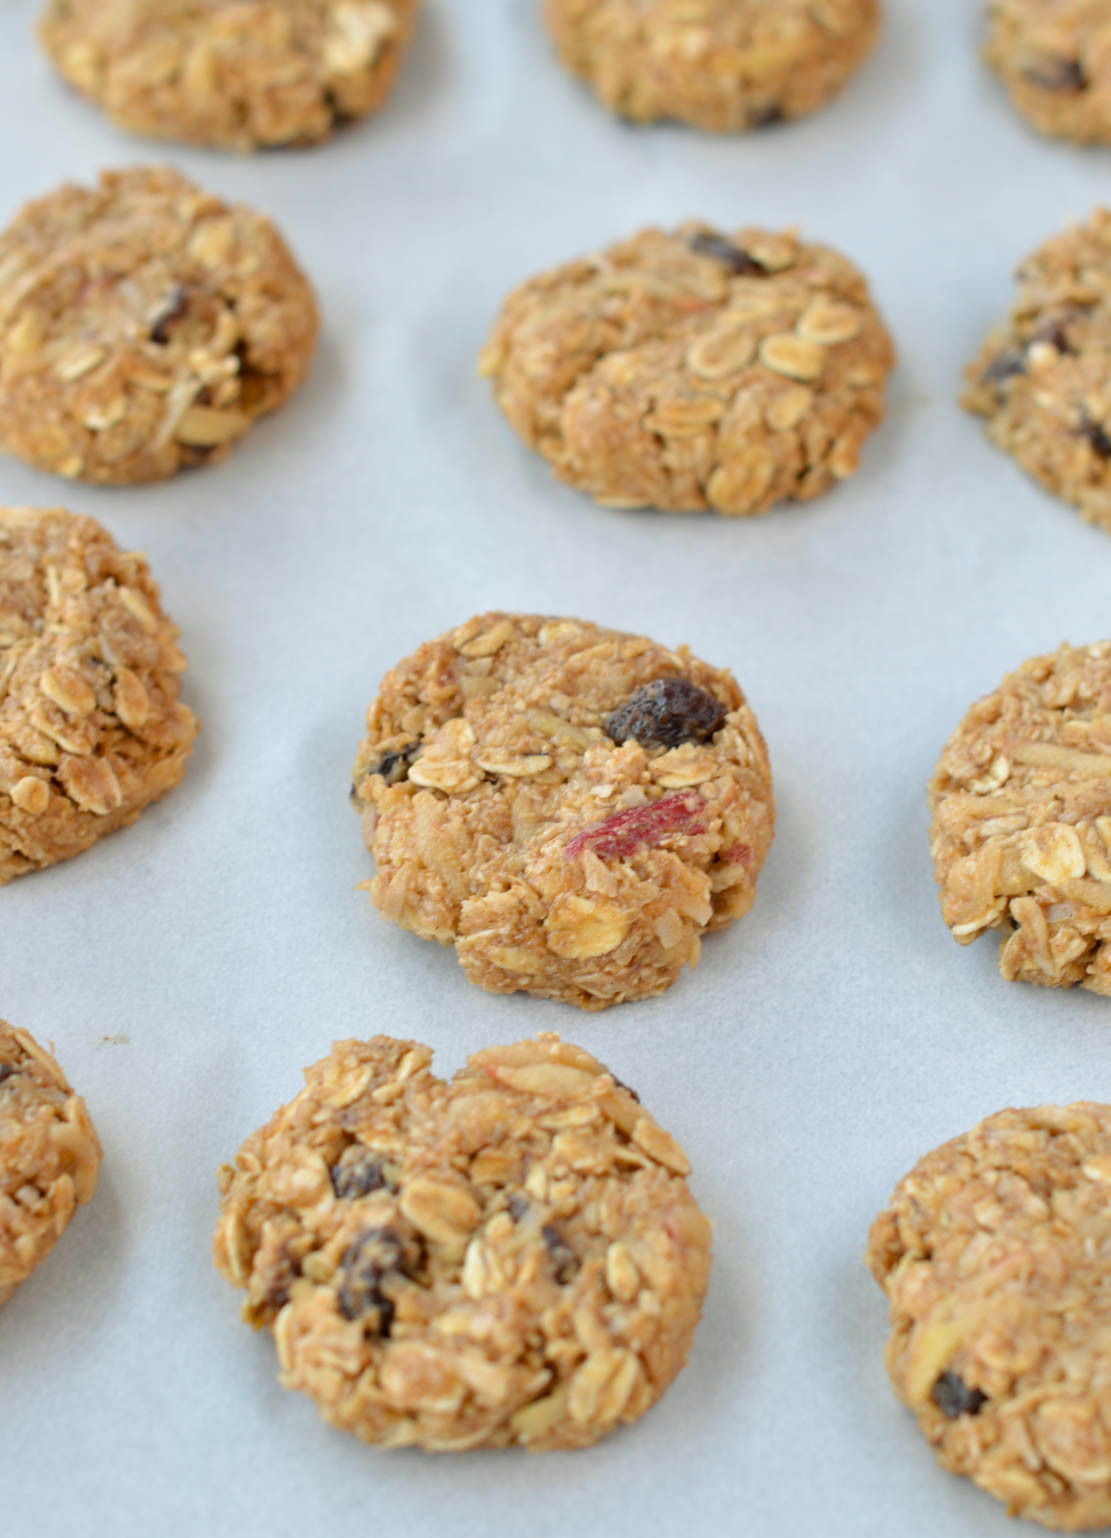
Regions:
[[962, 209, 1111, 536], [984, 0, 1111, 143], [928, 641, 1111, 993], [478, 223, 894, 517], [1, 506, 198, 882], [0, 167, 319, 484], [868, 1103, 1111, 1530], [39, 0, 419, 152], [351, 612, 775, 1009], [214, 1033, 712, 1451], [543, 0, 880, 133], [1, 1020, 101, 1307]]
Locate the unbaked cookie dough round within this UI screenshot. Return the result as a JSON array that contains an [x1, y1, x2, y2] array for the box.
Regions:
[[0, 166, 319, 485], [1, 1020, 101, 1307], [479, 223, 894, 517], [351, 612, 775, 1009], [963, 209, 1111, 535], [1, 505, 198, 882], [869, 1103, 1111, 1529], [543, 0, 880, 132], [214, 1032, 712, 1451], [39, 0, 419, 151], [928, 640, 1111, 993], [984, 0, 1111, 143]]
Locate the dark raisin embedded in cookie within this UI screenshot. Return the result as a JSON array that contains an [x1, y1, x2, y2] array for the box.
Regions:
[[336, 1226, 407, 1333], [331, 1145, 393, 1199], [1024, 57, 1088, 92], [931, 1371, 988, 1419], [606, 678, 726, 749], [688, 231, 766, 275]]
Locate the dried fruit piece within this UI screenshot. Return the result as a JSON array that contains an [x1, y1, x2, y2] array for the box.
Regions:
[[331, 1146, 392, 1199], [565, 791, 706, 862], [687, 231, 767, 276], [931, 1371, 988, 1419], [605, 677, 726, 750], [1024, 58, 1087, 92], [336, 1227, 408, 1333]]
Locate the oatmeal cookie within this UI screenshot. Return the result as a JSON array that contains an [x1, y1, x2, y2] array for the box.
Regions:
[[543, 0, 879, 132], [38, 0, 418, 151], [479, 223, 894, 516], [1, 1020, 101, 1307], [1, 506, 198, 883], [0, 166, 319, 485], [961, 210, 1111, 536], [868, 1103, 1111, 1530], [928, 641, 1111, 993], [214, 1033, 712, 1451], [985, 0, 1111, 143], [351, 613, 775, 1009]]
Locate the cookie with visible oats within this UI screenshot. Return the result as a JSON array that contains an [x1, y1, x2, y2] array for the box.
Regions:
[[928, 641, 1111, 993], [1, 1019, 101, 1307], [214, 1033, 712, 1451], [479, 223, 894, 516], [39, 0, 418, 152], [351, 612, 775, 1010], [1, 506, 198, 882], [543, 0, 879, 133], [984, 0, 1111, 143], [0, 166, 318, 485], [868, 1103, 1111, 1530], [962, 210, 1111, 535]]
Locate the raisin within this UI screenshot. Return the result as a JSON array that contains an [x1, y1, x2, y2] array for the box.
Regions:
[[1025, 57, 1087, 92], [565, 790, 706, 861], [688, 231, 767, 276], [1031, 313, 1077, 354], [364, 741, 420, 786], [1080, 418, 1111, 458], [331, 1146, 393, 1200], [149, 284, 190, 344], [542, 1224, 580, 1284], [336, 1227, 406, 1333], [606, 678, 726, 750], [506, 1193, 529, 1222], [0, 1063, 13, 1087], [931, 1372, 988, 1419], [753, 103, 785, 127], [981, 346, 1027, 384]]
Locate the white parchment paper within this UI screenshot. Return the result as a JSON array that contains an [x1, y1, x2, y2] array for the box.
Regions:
[[4, 3, 1111, 1534]]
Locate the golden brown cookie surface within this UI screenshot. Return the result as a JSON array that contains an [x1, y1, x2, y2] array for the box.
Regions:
[[869, 1103, 1111, 1530], [0, 167, 318, 485], [39, 0, 418, 151], [985, 0, 1111, 143], [0, 1020, 101, 1307], [0, 506, 198, 882], [544, 0, 879, 132], [963, 210, 1111, 535], [480, 224, 894, 517], [214, 1033, 712, 1451], [352, 613, 775, 1009], [928, 641, 1111, 993]]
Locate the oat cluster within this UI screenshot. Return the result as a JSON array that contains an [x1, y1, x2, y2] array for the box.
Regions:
[[0, 1020, 101, 1307], [214, 1033, 712, 1451], [479, 224, 894, 517], [351, 612, 775, 1009], [869, 1103, 1111, 1530], [0, 506, 198, 882], [543, 0, 880, 133], [0, 166, 319, 485], [985, 0, 1111, 143], [963, 209, 1111, 536], [39, 0, 418, 151], [929, 641, 1111, 993]]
